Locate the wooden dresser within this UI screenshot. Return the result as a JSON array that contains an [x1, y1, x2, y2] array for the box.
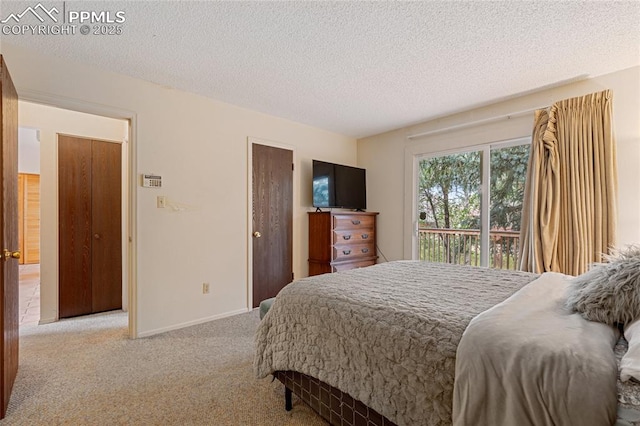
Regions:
[[308, 211, 379, 276]]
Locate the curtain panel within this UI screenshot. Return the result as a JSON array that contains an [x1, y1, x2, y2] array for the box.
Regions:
[[518, 90, 617, 276]]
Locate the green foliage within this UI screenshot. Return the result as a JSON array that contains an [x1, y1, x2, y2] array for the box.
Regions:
[[418, 145, 530, 232], [418, 152, 481, 230], [489, 145, 530, 231], [417, 145, 530, 267]]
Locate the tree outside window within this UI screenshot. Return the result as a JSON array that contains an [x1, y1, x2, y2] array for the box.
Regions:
[[417, 143, 529, 269]]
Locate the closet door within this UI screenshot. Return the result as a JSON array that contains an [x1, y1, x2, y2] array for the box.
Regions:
[[58, 135, 122, 318], [91, 140, 121, 313], [58, 136, 93, 318]]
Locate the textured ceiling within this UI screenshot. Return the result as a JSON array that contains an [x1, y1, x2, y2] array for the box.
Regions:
[[2, 1, 639, 138]]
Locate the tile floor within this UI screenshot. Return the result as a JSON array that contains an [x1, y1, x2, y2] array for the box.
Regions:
[[19, 264, 40, 326]]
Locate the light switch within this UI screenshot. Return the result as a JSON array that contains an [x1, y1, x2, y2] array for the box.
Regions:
[[157, 196, 166, 208]]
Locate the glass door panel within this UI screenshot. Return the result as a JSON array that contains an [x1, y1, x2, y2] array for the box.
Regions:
[[417, 151, 481, 265], [489, 144, 530, 270]]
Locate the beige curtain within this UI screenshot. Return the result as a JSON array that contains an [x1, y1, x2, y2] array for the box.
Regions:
[[518, 90, 617, 275]]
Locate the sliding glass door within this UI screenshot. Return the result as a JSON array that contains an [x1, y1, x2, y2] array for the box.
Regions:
[[417, 151, 482, 265], [489, 144, 530, 269], [415, 140, 529, 270]]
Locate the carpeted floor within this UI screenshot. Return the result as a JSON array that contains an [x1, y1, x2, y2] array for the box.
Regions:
[[1, 310, 327, 425]]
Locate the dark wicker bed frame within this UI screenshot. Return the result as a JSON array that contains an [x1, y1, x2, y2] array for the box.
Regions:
[[275, 370, 398, 426]]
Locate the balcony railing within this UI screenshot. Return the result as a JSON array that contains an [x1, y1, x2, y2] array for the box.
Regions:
[[418, 228, 521, 270]]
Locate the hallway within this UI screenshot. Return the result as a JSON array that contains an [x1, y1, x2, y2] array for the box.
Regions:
[[19, 264, 40, 326]]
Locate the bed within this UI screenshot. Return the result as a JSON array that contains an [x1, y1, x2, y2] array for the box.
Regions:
[[452, 272, 619, 425], [254, 260, 639, 425]]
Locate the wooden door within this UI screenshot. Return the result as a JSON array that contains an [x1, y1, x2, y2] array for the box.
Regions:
[[58, 136, 122, 318], [90, 140, 121, 313], [0, 55, 19, 419], [17, 174, 40, 265], [252, 143, 293, 308], [58, 136, 92, 318]]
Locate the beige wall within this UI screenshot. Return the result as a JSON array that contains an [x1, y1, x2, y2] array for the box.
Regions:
[[18, 102, 129, 324], [18, 127, 40, 174], [3, 43, 357, 336], [358, 66, 640, 261]]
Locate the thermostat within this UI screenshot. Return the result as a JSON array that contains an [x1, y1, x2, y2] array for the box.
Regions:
[[141, 174, 162, 188]]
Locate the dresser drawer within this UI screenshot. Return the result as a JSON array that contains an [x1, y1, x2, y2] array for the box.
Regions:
[[333, 229, 374, 244], [333, 214, 375, 230], [332, 259, 376, 272], [308, 211, 378, 277], [333, 243, 375, 262]]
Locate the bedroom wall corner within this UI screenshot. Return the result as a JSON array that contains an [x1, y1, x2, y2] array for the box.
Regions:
[[357, 128, 406, 262]]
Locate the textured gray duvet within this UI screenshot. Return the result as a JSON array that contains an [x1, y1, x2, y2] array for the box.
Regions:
[[453, 272, 619, 426], [254, 261, 537, 425]]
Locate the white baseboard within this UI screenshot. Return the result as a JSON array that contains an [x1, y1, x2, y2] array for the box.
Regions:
[[38, 317, 57, 325], [136, 308, 251, 338]]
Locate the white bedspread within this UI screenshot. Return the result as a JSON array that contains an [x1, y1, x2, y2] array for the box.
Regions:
[[453, 272, 619, 426]]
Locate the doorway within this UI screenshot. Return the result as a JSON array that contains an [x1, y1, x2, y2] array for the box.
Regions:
[[18, 265, 39, 326], [249, 140, 294, 308], [17, 127, 41, 326], [17, 101, 129, 325]]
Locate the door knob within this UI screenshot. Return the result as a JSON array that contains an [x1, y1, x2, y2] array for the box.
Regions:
[[94, 233, 101, 240], [253, 231, 262, 238], [2, 249, 20, 260]]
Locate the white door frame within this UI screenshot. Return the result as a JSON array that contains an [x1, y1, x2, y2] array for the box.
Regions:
[[17, 89, 139, 338]]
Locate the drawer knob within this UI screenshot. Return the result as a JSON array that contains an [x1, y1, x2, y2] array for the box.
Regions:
[[361, 248, 369, 254], [351, 220, 361, 225], [343, 235, 351, 240], [361, 234, 369, 239], [342, 249, 351, 255]]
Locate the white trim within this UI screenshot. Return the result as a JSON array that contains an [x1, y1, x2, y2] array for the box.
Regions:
[[136, 308, 250, 338], [407, 107, 547, 140], [246, 137, 296, 311], [414, 144, 482, 161], [403, 149, 418, 260], [18, 89, 137, 121], [491, 136, 531, 150], [480, 149, 491, 266], [128, 115, 138, 338], [55, 133, 123, 145], [17, 89, 139, 339]]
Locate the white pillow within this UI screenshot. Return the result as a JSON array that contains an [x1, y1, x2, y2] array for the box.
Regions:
[[621, 319, 640, 382]]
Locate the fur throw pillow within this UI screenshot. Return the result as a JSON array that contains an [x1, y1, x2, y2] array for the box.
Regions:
[[565, 246, 640, 326]]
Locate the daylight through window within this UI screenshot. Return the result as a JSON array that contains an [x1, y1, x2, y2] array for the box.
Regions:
[[416, 141, 530, 270]]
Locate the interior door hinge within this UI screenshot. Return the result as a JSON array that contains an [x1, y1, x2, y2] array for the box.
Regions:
[[292, 272, 295, 281], [292, 163, 294, 171]]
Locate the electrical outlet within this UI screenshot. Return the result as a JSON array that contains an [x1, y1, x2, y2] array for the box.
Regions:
[[157, 196, 166, 208], [202, 282, 210, 294]]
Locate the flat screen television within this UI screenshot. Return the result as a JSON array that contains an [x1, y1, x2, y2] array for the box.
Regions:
[[312, 160, 366, 210]]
